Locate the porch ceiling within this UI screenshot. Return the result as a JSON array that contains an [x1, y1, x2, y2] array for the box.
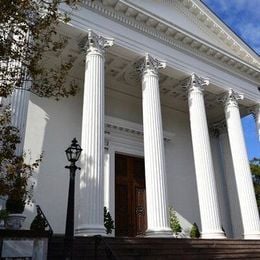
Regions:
[[45, 23, 253, 123]]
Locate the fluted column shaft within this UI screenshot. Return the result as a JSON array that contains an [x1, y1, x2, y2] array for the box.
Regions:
[[217, 124, 242, 238], [11, 88, 30, 155], [223, 89, 260, 239], [139, 54, 172, 236], [254, 104, 260, 142], [76, 30, 113, 236], [188, 74, 225, 239]]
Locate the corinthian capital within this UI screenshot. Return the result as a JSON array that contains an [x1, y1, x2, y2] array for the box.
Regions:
[[248, 104, 260, 121], [219, 89, 244, 108], [182, 73, 209, 93], [79, 29, 114, 54], [136, 53, 166, 76]]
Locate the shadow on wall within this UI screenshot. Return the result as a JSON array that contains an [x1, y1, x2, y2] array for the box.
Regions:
[[162, 107, 201, 234], [23, 90, 83, 233]]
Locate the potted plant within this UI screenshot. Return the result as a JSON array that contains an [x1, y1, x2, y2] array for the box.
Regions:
[[4, 156, 41, 230], [0, 107, 41, 229]]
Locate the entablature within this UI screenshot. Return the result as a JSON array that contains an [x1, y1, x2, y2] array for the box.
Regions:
[[78, 0, 260, 83]]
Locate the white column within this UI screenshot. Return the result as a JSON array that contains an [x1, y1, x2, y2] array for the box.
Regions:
[[138, 54, 172, 236], [10, 88, 30, 155], [222, 89, 260, 239], [187, 74, 225, 239], [253, 104, 260, 142], [75, 30, 113, 236]]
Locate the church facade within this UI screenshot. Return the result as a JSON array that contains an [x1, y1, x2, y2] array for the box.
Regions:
[[8, 0, 260, 239]]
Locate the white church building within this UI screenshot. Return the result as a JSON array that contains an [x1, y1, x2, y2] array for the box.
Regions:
[[7, 0, 260, 239]]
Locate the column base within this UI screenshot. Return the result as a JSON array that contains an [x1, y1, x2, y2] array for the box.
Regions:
[[201, 231, 226, 239], [145, 227, 173, 237], [243, 232, 260, 240], [75, 224, 106, 236]]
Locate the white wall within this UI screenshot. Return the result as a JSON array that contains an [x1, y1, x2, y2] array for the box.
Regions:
[[23, 91, 83, 233]]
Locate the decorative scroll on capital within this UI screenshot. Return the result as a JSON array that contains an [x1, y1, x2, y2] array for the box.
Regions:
[[79, 29, 114, 54], [182, 73, 209, 93], [136, 53, 166, 77], [218, 89, 244, 108]]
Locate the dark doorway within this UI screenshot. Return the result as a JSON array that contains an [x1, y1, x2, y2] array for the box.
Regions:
[[115, 153, 147, 237]]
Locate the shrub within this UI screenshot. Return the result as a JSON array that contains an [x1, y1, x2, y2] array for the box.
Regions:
[[104, 207, 114, 234], [169, 206, 182, 235], [190, 222, 200, 238]]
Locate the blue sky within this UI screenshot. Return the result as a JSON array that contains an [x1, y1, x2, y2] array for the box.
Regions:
[[202, 0, 260, 160]]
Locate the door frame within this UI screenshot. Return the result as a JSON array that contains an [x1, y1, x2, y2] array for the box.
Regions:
[[104, 118, 144, 237]]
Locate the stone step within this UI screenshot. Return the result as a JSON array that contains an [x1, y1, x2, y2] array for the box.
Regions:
[[48, 236, 260, 260]]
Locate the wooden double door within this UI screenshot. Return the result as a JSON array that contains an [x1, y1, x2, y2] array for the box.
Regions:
[[115, 153, 147, 237]]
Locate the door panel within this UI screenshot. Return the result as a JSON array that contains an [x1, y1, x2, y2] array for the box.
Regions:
[[115, 154, 146, 237], [135, 187, 147, 236]]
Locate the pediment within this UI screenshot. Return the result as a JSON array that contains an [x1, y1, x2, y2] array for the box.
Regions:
[[121, 0, 259, 68]]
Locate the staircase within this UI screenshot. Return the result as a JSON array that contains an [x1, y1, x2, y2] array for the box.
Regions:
[[48, 236, 260, 259]]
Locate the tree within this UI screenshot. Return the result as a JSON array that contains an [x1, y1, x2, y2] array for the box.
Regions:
[[250, 158, 260, 211], [0, 105, 42, 212], [0, 0, 82, 99], [0, 0, 84, 208]]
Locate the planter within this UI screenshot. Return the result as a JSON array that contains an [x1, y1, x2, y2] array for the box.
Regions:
[[5, 214, 26, 230]]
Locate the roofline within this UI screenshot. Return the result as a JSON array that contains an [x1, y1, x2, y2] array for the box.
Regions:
[[200, 0, 260, 57]]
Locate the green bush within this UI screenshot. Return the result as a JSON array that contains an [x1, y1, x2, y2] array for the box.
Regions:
[[169, 207, 182, 235], [104, 207, 114, 234], [190, 222, 200, 238]]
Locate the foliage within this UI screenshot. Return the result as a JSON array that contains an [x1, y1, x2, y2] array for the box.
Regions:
[[250, 158, 260, 211], [0, 106, 41, 213], [104, 207, 114, 234], [30, 211, 48, 232], [0, 0, 83, 100], [0, 0, 86, 214], [190, 222, 200, 238], [0, 209, 9, 220], [169, 206, 182, 235]]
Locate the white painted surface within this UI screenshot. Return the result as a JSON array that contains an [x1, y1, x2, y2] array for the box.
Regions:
[[187, 75, 224, 239], [19, 0, 260, 239], [140, 55, 172, 236], [255, 104, 260, 142], [224, 91, 260, 239], [76, 31, 113, 236], [210, 135, 233, 238], [218, 131, 243, 239]]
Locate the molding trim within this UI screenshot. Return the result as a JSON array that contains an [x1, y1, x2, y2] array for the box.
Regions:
[[105, 115, 173, 142], [77, 0, 260, 83]]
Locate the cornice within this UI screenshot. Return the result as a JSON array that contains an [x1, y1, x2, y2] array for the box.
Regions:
[[78, 0, 260, 84], [177, 0, 259, 67]]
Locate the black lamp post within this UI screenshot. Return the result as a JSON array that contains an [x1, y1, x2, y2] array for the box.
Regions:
[[65, 138, 82, 239]]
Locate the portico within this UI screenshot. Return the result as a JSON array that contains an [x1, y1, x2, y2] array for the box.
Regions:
[[69, 25, 260, 238], [13, 0, 260, 241]]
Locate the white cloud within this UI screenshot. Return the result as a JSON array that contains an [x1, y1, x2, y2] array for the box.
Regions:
[[202, 0, 260, 54]]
